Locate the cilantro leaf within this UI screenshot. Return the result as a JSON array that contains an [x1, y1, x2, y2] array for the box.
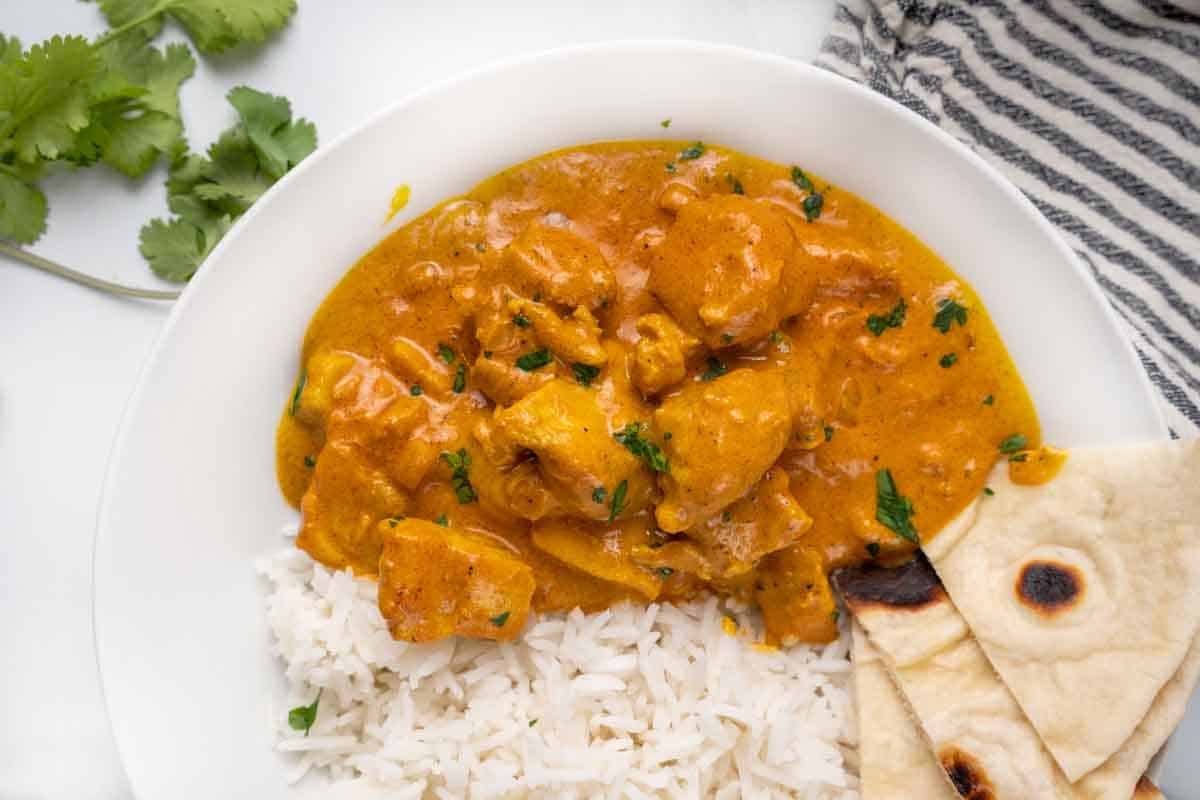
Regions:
[[138, 216, 218, 281], [452, 363, 466, 394], [678, 141, 704, 161], [613, 422, 669, 473], [98, 0, 298, 56], [0, 166, 47, 243], [932, 298, 969, 334], [572, 362, 600, 387], [227, 85, 315, 179], [441, 448, 477, 504], [516, 349, 553, 372], [875, 468, 919, 544], [0, 35, 99, 164], [866, 299, 906, 336], [700, 356, 727, 381], [998, 433, 1027, 454], [608, 479, 628, 522], [287, 688, 321, 736], [490, 611, 511, 627]]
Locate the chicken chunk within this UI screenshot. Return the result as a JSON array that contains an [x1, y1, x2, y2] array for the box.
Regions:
[[488, 380, 653, 520], [653, 369, 792, 532], [470, 354, 556, 407], [293, 350, 356, 429], [631, 313, 702, 396], [296, 441, 408, 575], [531, 516, 661, 600], [648, 195, 811, 348], [378, 518, 535, 642], [754, 545, 839, 645], [689, 468, 812, 578], [509, 297, 608, 367], [506, 221, 616, 310]]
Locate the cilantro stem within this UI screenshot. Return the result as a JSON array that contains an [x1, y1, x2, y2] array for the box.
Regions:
[[94, 1, 179, 47], [0, 240, 180, 300]]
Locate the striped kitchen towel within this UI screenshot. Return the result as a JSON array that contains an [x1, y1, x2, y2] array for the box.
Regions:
[[818, 0, 1200, 435]]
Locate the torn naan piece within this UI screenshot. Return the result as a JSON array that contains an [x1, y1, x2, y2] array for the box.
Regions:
[[836, 557, 1077, 798], [924, 440, 1200, 780], [851, 622, 957, 800]]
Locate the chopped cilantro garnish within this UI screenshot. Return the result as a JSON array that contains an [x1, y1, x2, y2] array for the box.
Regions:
[[592, 486, 607, 504], [287, 689, 322, 737], [608, 479, 628, 522], [289, 369, 306, 416], [768, 330, 784, 345], [660, 118, 671, 128], [409, 383, 423, 396], [303, 454, 316, 468], [614, 422, 670, 472], [802, 192, 824, 222], [657, 567, 674, 577], [866, 542, 881, 557], [529, 718, 538, 726], [866, 299, 906, 336], [572, 362, 601, 387], [983, 394, 995, 406], [441, 448, 477, 504], [1009, 453, 1029, 463], [490, 611, 511, 627], [700, 356, 727, 381], [726, 173, 744, 195], [983, 487, 995, 496], [516, 348, 552, 371], [831, 609, 840, 623], [678, 142, 705, 161], [939, 353, 958, 368], [434, 514, 449, 527], [721, 510, 732, 523], [665, 161, 677, 173], [875, 468, 919, 544], [387, 516, 403, 527], [513, 313, 531, 328], [932, 298, 969, 333], [663, 431, 672, 440], [721, 332, 734, 344], [452, 362, 466, 394], [437, 343, 456, 363], [998, 434, 1027, 454], [824, 425, 834, 442], [790, 166, 815, 194]]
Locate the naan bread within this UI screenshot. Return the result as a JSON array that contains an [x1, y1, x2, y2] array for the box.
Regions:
[[836, 557, 1076, 798], [1133, 776, 1165, 800], [851, 622, 957, 800], [924, 440, 1200, 780]]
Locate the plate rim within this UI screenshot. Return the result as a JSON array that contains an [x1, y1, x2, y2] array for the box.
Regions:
[[91, 38, 1171, 795]]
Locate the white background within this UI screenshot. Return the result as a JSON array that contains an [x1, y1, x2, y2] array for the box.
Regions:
[[0, 2, 834, 797]]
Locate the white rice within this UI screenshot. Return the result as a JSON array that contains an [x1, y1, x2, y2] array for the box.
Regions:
[[257, 547, 859, 799]]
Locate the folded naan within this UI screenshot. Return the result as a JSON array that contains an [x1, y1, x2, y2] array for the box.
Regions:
[[924, 440, 1200, 780], [836, 557, 1076, 798], [851, 622, 957, 800]]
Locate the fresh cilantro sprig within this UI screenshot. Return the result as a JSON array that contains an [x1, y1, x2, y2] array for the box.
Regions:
[[932, 298, 968, 333], [139, 85, 316, 280], [866, 299, 906, 336], [287, 688, 321, 736], [441, 448, 478, 504], [94, 0, 298, 56]]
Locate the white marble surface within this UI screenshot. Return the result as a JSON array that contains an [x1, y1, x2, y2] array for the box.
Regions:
[[0, 2, 834, 797]]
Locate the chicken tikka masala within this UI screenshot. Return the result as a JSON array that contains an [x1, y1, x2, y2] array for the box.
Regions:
[[276, 141, 1039, 646]]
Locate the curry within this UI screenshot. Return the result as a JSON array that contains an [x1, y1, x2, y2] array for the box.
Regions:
[[275, 141, 1039, 645]]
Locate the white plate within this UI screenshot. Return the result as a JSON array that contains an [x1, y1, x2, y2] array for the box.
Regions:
[[94, 41, 1174, 798]]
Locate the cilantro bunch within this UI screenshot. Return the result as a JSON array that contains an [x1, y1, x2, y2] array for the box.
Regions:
[[0, 0, 310, 283]]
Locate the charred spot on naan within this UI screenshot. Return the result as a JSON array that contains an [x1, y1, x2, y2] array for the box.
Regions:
[[937, 746, 995, 800], [832, 554, 945, 613], [1016, 560, 1084, 616], [1134, 775, 1163, 799]]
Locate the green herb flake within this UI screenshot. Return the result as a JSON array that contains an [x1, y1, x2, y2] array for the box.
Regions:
[[932, 298, 969, 333], [790, 166, 815, 193], [678, 141, 705, 161], [824, 425, 834, 442], [983, 487, 995, 496], [441, 448, 478, 504], [1009, 453, 1029, 463], [875, 468, 919, 544], [289, 369, 306, 416], [303, 454, 316, 468], [866, 542, 881, 557], [490, 611, 511, 627], [608, 479, 628, 522], [939, 353, 958, 368], [437, 343, 456, 364], [614, 422, 670, 473], [665, 161, 677, 173], [768, 330, 784, 345], [658, 567, 674, 577], [721, 510, 732, 523], [831, 609, 840, 623], [452, 362, 467, 394], [726, 173, 744, 195], [434, 514, 449, 527], [475, 242, 486, 253], [721, 332, 734, 344], [998, 433, 1027, 454], [513, 312, 531, 328], [516, 348, 553, 372], [572, 362, 601, 387], [410, 383, 423, 397], [983, 394, 995, 406], [387, 516, 404, 527], [866, 299, 907, 336], [287, 689, 322, 737], [529, 718, 538, 726], [483, 350, 493, 359], [663, 431, 672, 440], [802, 192, 824, 222], [660, 118, 671, 128], [592, 486, 607, 504], [700, 356, 728, 382]]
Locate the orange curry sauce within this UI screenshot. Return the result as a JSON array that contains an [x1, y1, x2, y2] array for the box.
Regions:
[[276, 141, 1039, 645]]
